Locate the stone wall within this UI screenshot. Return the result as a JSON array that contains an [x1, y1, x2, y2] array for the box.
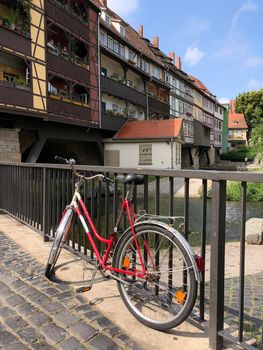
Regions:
[[0, 128, 21, 162]]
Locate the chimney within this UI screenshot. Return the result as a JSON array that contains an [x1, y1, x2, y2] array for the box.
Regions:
[[153, 36, 159, 49], [176, 56, 181, 70], [138, 24, 143, 38], [101, 0, 107, 7], [169, 52, 175, 64]]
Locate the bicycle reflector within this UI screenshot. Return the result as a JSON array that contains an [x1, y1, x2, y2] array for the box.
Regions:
[[175, 290, 186, 304], [122, 256, 131, 268], [194, 255, 204, 271]]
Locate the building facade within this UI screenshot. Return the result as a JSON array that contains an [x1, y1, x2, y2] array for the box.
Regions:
[[227, 99, 248, 149], [0, 0, 103, 163]]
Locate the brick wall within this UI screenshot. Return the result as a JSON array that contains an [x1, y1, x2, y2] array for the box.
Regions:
[[0, 128, 21, 162]]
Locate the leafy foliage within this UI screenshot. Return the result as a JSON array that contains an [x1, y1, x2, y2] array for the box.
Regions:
[[235, 89, 263, 133], [226, 182, 263, 201], [249, 123, 263, 161], [220, 147, 255, 162]]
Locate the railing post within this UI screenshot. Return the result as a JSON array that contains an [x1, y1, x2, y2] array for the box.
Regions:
[[209, 180, 226, 350], [42, 167, 49, 242]]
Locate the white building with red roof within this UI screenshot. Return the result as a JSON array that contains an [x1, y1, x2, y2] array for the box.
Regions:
[[228, 99, 248, 149]]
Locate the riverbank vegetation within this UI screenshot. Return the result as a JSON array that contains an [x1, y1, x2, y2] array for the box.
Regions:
[[226, 182, 263, 201]]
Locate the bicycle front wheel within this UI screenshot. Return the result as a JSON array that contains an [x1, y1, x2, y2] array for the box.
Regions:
[[115, 224, 197, 331], [45, 208, 74, 279]]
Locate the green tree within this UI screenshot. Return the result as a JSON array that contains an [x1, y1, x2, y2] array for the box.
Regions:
[[235, 89, 263, 133], [249, 123, 263, 161]]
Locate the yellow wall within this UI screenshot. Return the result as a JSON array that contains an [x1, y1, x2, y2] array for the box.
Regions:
[[31, 0, 47, 111], [228, 129, 247, 141]]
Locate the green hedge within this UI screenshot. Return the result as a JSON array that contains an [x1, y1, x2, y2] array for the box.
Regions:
[[220, 147, 255, 162], [227, 182, 263, 201]]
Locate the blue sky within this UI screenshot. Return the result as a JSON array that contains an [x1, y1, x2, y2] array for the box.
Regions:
[[107, 0, 263, 103]]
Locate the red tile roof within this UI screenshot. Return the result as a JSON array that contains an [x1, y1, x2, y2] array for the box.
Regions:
[[113, 119, 183, 140], [92, 0, 164, 67], [228, 113, 248, 129]]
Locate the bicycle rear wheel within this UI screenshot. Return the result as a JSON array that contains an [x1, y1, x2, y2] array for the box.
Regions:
[[115, 224, 197, 331], [45, 208, 74, 278]]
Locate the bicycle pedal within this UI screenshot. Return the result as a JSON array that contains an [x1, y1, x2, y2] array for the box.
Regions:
[[76, 286, 92, 293]]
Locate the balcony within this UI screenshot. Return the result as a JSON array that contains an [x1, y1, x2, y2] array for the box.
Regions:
[[0, 81, 32, 109], [48, 96, 93, 125], [47, 52, 90, 84], [193, 120, 211, 147], [148, 95, 170, 116], [0, 26, 31, 55], [101, 111, 126, 131], [101, 76, 147, 108], [46, 0, 89, 41]]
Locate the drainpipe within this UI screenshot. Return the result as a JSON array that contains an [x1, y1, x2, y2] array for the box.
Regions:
[[171, 137, 174, 169], [98, 13, 101, 128]]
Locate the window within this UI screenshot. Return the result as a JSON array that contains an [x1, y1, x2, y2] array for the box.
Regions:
[[145, 61, 150, 73], [120, 44, 125, 57], [112, 104, 118, 112], [229, 130, 233, 136], [105, 14, 111, 25], [100, 30, 107, 45], [101, 67, 107, 76], [107, 36, 113, 50], [128, 109, 136, 118], [215, 105, 218, 112], [120, 25, 125, 36], [4, 73, 18, 83], [128, 50, 136, 62], [220, 108, 223, 115], [139, 144, 152, 165], [237, 130, 242, 137], [48, 82, 58, 95], [113, 40, 119, 53], [79, 93, 88, 104], [152, 66, 160, 79]]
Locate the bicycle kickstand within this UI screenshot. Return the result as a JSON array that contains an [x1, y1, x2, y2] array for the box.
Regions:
[[76, 265, 98, 293]]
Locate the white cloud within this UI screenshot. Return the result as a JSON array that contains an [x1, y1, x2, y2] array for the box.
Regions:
[[184, 46, 205, 67], [215, 1, 258, 62], [231, 0, 257, 30], [219, 97, 230, 104], [186, 17, 210, 36], [246, 56, 263, 67], [107, 0, 139, 17], [247, 78, 263, 90]]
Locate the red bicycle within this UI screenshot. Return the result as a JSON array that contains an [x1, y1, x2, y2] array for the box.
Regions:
[[45, 156, 202, 330]]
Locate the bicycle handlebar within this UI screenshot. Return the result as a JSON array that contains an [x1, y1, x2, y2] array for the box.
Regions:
[[54, 156, 113, 183]]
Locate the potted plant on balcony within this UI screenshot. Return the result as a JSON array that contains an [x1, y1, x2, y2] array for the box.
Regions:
[[2, 16, 11, 29], [14, 77, 28, 90]]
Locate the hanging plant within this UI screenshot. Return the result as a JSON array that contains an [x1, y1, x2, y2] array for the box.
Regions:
[[15, 0, 31, 35]]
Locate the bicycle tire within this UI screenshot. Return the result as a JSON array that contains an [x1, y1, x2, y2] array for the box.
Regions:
[[45, 208, 74, 279], [114, 224, 197, 331]]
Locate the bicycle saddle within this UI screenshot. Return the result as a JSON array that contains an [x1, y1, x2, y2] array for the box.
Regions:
[[117, 174, 144, 185]]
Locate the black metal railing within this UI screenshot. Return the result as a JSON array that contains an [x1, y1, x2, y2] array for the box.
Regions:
[[0, 162, 262, 350]]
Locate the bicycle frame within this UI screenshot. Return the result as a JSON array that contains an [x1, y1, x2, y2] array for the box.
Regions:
[[65, 185, 153, 279]]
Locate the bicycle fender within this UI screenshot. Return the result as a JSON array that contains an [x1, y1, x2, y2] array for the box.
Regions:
[[112, 220, 201, 283]]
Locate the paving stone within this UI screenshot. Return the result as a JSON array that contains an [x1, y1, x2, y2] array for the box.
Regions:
[[28, 311, 52, 327], [0, 271, 18, 285], [19, 285, 38, 297], [61, 298, 80, 309], [40, 323, 67, 345], [59, 336, 86, 350], [88, 334, 121, 350], [28, 292, 51, 306], [16, 302, 39, 317], [0, 281, 10, 292], [56, 291, 73, 301], [68, 321, 97, 342], [31, 340, 55, 350], [5, 294, 25, 307], [74, 304, 94, 315], [4, 343, 29, 350], [5, 316, 28, 330], [42, 288, 59, 297], [0, 306, 17, 320], [52, 309, 80, 328], [84, 310, 101, 321], [17, 327, 41, 344], [92, 316, 113, 329], [41, 301, 64, 314], [11, 280, 28, 290], [0, 330, 19, 346]]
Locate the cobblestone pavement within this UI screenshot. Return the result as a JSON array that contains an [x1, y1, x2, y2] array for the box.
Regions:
[[0, 232, 141, 350], [224, 273, 263, 342]]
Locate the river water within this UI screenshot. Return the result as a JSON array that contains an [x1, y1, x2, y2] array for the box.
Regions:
[[136, 195, 263, 246]]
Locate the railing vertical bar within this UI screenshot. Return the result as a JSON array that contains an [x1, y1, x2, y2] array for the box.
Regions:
[[209, 180, 226, 350], [143, 176, 149, 264], [154, 176, 160, 295], [83, 171, 88, 256], [200, 179, 207, 321], [28, 167, 32, 225], [38, 168, 42, 230], [56, 169, 60, 231], [183, 178, 189, 291], [90, 177, 95, 259], [168, 177, 174, 301], [26, 166, 29, 223], [97, 180, 102, 253], [155, 176, 160, 215], [47, 168, 52, 238], [113, 174, 118, 224], [238, 181, 247, 343], [105, 172, 110, 237]]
